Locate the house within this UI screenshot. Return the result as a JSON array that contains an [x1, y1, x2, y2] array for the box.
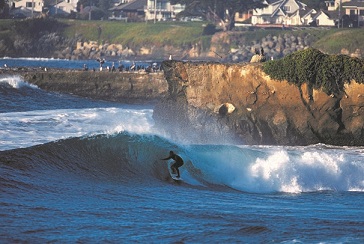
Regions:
[[325, 0, 351, 11], [342, 0, 364, 26], [50, 0, 78, 16], [251, 0, 311, 26], [13, 0, 45, 13], [10, 0, 78, 17], [311, 10, 336, 26], [300, 8, 318, 25], [109, 0, 147, 21], [235, 10, 254, 25], [109, 0, 184, 22]]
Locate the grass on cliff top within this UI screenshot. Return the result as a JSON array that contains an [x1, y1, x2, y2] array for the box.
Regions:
[[1, 19, 363, 55], [312, 28, 364, 54], [61, 20, 206, 47], [226, 27, 364, 55]]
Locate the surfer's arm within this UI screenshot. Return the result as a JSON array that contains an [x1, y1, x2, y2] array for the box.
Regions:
[[161, 156, 172, 160]]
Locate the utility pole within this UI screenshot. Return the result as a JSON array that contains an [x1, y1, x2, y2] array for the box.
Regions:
[[89, 0, 92, 20], [154, 0, 157, 23], [31, 0, 34, 18], [338, 0, 342, 28]]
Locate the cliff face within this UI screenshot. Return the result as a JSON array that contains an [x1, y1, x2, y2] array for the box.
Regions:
[[154, 61, 364, 146], [21, 70, 167, 104]]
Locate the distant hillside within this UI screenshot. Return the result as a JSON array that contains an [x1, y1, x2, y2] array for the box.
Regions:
[[0, 18, 362, 60]]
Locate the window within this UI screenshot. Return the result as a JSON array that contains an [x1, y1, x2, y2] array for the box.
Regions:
[[350, 10, 355, 16], [283, 6, 291, 12], [360, 10, 364, 16], [26, 2, 34, 8]]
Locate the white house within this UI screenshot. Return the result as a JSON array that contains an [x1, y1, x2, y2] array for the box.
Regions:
[[13, 0, 45, 13], [251, 0, 308, 26], [144, 0, 184, 21], [53, 0, 78, 15], [11, 0, 78, 16], [311, 10, 336, 26], [109, 0, 184, 22]]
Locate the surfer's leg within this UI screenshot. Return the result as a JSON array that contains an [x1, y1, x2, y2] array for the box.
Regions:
[[171, 164, 177, 174], [176, 167, 180, 178]]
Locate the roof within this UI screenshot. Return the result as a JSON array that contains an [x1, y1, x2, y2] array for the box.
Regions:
[[342, 0, 364, 8], [110, 0, 147, 11]]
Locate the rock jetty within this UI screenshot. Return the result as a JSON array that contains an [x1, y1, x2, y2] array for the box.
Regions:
[[10, 69, 168, 104]]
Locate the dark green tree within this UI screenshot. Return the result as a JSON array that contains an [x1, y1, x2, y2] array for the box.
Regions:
[[77, 0, 112, 13], [0, 0, 10, 19], [170, 0, 267, 31], [76, 0, 112, 20], [0, 0, 5, 10]]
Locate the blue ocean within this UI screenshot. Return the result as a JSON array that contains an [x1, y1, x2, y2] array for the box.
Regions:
[[1, 58, 364, 243]]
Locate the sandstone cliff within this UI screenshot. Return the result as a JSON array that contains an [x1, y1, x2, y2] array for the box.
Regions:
[[154, 61, 364, 146]]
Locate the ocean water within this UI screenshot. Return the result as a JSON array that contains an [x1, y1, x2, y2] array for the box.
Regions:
[[1, 59, 364, 243]]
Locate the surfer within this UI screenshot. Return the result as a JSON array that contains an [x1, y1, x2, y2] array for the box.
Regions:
[[161, 151, 184, 178]]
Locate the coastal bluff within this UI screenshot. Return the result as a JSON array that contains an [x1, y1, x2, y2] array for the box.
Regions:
[[18, 69, 168, 104], [153, 61, 364, 146]]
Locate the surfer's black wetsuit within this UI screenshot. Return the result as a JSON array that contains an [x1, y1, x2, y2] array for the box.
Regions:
[[162, 151, 184, 178]]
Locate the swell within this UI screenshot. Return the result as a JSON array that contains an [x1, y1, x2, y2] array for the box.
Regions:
[[1, 133, 364, 193], [0, 132, 177, 186]]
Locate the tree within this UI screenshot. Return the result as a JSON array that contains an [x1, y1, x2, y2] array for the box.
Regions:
[[170, 0, 267, 31], [76, 0, 112, 20], [77, 0, 112, 13], [0, 0, 10, 19]]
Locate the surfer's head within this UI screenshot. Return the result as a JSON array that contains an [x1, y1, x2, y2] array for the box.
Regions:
[[169, 150, 174, 156]]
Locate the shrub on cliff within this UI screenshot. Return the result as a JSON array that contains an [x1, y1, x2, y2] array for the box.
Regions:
[[13, 17, 67, 40], [263, 48, 364, 95]]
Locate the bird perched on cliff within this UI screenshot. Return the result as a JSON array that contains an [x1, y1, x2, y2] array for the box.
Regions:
[[96, 58, 105, 65], [96, 58, 105, 71]]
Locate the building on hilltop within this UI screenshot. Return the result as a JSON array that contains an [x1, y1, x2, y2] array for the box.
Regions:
[[48, 0, 78, 16], [9, 0, 78, 17], [251, 0, 315, 27], [249, 0, 362, 27], [109, 0, 184, 22], [310, 9, 336, 26], [341, 0, 364, 27]]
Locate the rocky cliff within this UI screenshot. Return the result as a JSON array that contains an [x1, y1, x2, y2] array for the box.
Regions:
[[153, 61, 364, 146]]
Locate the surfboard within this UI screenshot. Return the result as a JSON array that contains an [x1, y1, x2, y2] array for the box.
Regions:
[[170, 174, 182, 181]]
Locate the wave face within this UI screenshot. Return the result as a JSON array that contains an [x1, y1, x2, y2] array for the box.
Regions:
[[2, 133, 363, 194]]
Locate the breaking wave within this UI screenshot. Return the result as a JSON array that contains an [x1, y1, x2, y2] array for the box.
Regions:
[[1, 133, 363, 194], [0, 76, 38, 89]]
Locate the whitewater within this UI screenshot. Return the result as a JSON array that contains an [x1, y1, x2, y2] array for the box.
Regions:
[[1, 58, 364, 243]]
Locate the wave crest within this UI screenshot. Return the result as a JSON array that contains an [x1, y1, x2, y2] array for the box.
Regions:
[[1, 135, 364, 193], [0, 75, 38, 89]]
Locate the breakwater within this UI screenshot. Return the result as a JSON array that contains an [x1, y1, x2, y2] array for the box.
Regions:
[[11, 69, 168, 104]]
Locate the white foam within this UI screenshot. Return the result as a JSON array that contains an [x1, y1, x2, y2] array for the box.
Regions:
[[185, 145, 364, 193], [0, 75, 39, 89], [0, 107, 156, 151]]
